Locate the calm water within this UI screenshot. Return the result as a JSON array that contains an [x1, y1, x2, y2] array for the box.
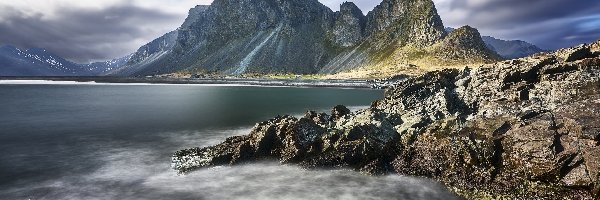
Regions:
[[0, 82, 458, 200]]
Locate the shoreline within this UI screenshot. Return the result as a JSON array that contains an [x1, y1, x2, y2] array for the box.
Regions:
[[0, 76, 375, 89]]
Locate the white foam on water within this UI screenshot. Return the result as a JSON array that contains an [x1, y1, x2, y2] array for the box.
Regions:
[[0, 127, 458, 200], [0, 80, 99, 85], [0, 80, 291, 88], [0, 79, 371, 89]]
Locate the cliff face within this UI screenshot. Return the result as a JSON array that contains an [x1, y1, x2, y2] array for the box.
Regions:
[[365, 0, 446, 47], [172, 40, 600, 199], [113, 31, 179, 76], [119, 0, 498, 76], [331, 2, 366, 47]]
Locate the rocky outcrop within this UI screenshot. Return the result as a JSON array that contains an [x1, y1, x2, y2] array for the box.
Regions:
[[173, 40, 600, 199]]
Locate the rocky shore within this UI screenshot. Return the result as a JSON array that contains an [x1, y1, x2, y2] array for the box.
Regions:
[[172, 41, 600, 199]]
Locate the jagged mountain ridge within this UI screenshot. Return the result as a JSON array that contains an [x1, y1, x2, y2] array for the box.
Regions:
[[482, 36, 545, 59], [0, 45, 129, 76], [446, 27, 545, 59], [115, 0, 500, 76], [111, 31, 179, 76]]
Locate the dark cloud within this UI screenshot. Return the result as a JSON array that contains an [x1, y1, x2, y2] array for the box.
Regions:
[[435, 0, 600, 49], [0, 0, 598, 62], [325, 0, 600, 50], [0, 3, 182, 63]]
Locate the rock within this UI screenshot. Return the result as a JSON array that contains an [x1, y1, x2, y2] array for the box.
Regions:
[[304, 111, 330, 127], [173, 42, 600, 199], [556, 44, 594, 62], [584, 148, 600, 191], [330, 105, 351, 121], [590, 40, 600, 55]]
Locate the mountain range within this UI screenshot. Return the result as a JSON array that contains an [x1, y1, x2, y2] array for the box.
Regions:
[[0, 45, 130, 76], [0, 0, 545, 77], [445, 27, 545, 59]]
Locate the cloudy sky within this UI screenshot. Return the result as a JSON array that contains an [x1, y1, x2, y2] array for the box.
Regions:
[[0, 0, 598, 63]]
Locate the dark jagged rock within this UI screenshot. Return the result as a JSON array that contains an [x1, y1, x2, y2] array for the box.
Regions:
[[173, 41, 600, 199], [330, 105, 351, 121], [556, 44, 595, 62]]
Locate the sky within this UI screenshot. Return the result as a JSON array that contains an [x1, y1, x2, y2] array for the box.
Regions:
[[0, 0, 598, 63]]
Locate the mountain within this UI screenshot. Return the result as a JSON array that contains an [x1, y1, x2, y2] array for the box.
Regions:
[[0, 45, 129, 76], [446, 27, 545, 59], [0, 45, 85, 76], [115, 0, 501, 76], [111, 31, 179, 76], [481, 36, 545, 59], [82, 54, 133, 75], [434, 26, 500, 61]]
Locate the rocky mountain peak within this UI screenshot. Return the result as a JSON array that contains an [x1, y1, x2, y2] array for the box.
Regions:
[[436, 25, 501, 61], [332, 2, 367, 47], [339, 2, 362, 15], [180, 5, 209, 29], [365, 0, 446, 47], [442, 26, 485, 48], [447, 27, 545, 59]]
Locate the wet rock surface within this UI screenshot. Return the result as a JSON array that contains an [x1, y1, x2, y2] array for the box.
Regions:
[[173, 41, 600, 199]]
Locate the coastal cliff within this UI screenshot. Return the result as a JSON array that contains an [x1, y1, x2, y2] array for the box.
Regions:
[[172, 40, 600, 199]]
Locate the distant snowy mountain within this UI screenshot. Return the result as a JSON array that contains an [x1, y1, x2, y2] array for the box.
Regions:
[[481, 36, 545, 59], [0, 45, 129, 76], [445, 27, 545, 59], [109, 31, 178, 76], [82, 54, 133, 75]]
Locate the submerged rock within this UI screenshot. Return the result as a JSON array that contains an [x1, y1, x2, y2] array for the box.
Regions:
[[173, 42, 600, 199]]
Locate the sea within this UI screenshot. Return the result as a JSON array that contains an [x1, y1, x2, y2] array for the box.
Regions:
[[0, 81, 457, 200]]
